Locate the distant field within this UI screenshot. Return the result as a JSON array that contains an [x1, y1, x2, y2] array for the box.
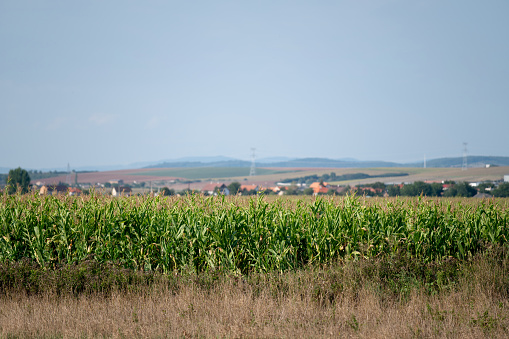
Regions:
[[328, 166, 509, 186], [30, 166, 509, 188], [129, 167, 295, 180], [224, 167, 422, 184], [31, 168, 182, 185]]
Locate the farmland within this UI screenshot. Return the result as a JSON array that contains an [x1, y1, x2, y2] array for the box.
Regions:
[[1, 193, 509, 337], [30, 166, 509, 197], [129, 167, 294, 180], [1, 194, 508, 272]]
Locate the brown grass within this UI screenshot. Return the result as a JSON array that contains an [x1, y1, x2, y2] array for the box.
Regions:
[[1, 279, 508, 338], [2, 254, 509, 338]]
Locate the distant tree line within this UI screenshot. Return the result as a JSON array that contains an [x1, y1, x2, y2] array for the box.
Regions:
[[27, 170, 67, 180], [22, 170, 97, 181], [165, 180, 509, 198], [352, 181, 509, 198], [280, 172, 408, 185]]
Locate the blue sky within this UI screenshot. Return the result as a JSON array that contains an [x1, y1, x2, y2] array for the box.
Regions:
[[1, 0, 508, 169]]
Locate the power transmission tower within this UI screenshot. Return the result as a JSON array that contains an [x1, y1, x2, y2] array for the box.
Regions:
[[249, 148, 256, 176], [462, 142, 468, 171]]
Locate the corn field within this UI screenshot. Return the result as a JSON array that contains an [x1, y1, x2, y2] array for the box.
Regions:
[[0, 193, 508, 274]]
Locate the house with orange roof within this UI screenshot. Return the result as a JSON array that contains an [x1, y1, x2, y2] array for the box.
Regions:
[[442, 184, 454, 190], [310, 182, 328, 195], [240, 184, 258, 193], [68, 187, 82, 196]]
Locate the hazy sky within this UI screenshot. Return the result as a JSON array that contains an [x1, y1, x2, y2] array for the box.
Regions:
[[1, 0, 508, 169]]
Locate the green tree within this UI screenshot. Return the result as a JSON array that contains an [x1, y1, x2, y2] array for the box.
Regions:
[[442, 186, 458, 197], [400, 181, 442, 197], [454, 182, 477, 197], [161, 187, 175, 196], [478, 182, 495, 193], [493, 183, 509, 197], [401, 182, 430, 196], [246, 189, 258, 196], [369, 182, 386, 190], [227, 182, 241, 195], [443, 182, 476, 197], [387, 185, 400, 196], [285, 186, 299, 195], [430, 183, 444, 196], [303, 188, 314, 195], [7, 167, 31, 194]]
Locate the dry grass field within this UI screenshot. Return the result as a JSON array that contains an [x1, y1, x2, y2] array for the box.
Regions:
[[1, 251, 509, 338], [245, 166, 509, 186]]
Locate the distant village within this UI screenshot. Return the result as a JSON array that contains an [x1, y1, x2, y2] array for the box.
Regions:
[[2, 165, 508, 198], [33, 175, 509, 198]]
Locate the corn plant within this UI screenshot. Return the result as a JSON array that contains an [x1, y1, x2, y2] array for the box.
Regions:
[[0, 192, 508, 273]]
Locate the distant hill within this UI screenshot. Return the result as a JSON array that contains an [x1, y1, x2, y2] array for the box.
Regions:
[[145, 156, 509, 169], [159, 156, 239, 163], [145, 160, 252, 168], [406, 156, 509, 168], [146, 157, 400, 169], [258, 157, 296, 164], [6, 155, 509, 173], [265, 158, 400, 168]]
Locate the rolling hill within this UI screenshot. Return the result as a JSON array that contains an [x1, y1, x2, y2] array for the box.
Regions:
[[145, 156, 509, 169]]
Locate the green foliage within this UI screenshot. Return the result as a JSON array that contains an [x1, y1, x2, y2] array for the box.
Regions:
[[7, 167, 31, 194], [455, 182, 477, 197], [2, 245, 508, 301], [227, 182, 241, 195], [470, 310, 500, 333], [387, 185, 400, 196], [368, 182, 386, 190], [400, 181, 443, 197], [280, 172, 408, 184], [478, 182, 495, 193], [0, 258, 157, 296], [443, 182, 477, 197], [284, 186, 300, 195], [303, 188, 314, 195], [27, 170, 75, 180], [0, 195, 508, 274], [241, 189, 258, 196], [160, 187, 175, 196], [493, 183, 509, 197]]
